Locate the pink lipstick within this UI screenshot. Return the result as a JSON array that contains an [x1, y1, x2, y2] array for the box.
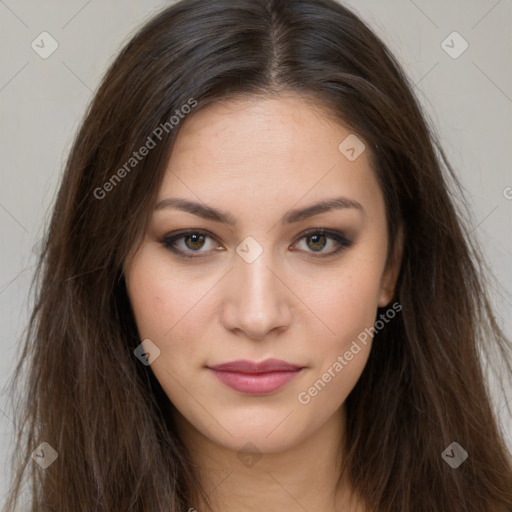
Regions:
[[207, 358, 304, 394]]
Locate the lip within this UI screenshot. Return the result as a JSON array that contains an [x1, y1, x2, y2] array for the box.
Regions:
[[207, 358, 304, 395]]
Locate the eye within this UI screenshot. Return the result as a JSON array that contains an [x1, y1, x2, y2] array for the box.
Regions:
[[161, 230, 222, 259], [161, 228, 353, 260], [292, 228, 353, 257]]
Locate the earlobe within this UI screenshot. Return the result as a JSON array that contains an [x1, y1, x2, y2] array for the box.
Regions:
[[378, 226, 403, 308]]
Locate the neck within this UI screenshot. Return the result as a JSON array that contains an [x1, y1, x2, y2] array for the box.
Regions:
[[172, 404, 366, 512]]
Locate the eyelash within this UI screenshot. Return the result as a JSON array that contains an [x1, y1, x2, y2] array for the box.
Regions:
[[160, 228, 353, 260]]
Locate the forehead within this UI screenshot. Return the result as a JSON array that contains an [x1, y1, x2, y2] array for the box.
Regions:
[[169, 93, 350, 167], [158, 93, 384, 223]]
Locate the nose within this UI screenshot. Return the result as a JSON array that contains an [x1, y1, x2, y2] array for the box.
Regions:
[[220, 249, 293, 340]]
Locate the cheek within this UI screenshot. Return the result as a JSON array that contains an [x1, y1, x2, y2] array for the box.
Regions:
[[126, 265, 172, 339], [296, 259, 383, 397], [125, 250, 208, 365], [296, 276, 378, 415], [307, 263, 384, 345]]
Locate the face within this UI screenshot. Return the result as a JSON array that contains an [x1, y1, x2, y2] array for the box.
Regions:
[[124, 93, 401, 454]]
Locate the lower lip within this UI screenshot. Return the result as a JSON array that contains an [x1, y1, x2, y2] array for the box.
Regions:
[[208, 368, 302, 394]]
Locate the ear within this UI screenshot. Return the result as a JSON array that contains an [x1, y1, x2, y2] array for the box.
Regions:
[[377, 225, 403, 308]]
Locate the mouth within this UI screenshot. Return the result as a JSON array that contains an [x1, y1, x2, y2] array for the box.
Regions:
[[206, 358, 304, 395]]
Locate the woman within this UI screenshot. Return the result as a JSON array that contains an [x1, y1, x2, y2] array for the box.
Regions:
[[4, 0, 512, 510]]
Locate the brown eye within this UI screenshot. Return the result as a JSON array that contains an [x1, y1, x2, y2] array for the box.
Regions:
[[184, 233, 206, 251], [161, 230, 221, 259], [293, 229, 353, 257], [306, 234, 327, 252]]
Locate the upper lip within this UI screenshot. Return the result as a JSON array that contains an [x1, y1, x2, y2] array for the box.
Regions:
[[207, 358, 303, 373]]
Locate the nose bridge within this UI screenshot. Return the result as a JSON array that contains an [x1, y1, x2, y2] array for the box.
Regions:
[[221, 238, 292, 338], [239, 249, 277, 301]]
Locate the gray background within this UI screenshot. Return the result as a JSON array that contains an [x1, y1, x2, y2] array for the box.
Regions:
[[1, 0, 511, 500]]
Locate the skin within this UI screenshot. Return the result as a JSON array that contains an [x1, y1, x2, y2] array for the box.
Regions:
[[124, 93, 402, 512]]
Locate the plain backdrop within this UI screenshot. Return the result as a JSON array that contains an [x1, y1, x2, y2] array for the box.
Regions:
[[1, 0, 511, 500]]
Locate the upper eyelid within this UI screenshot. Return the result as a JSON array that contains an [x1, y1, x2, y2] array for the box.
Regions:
[[163, 229, 219, 244]]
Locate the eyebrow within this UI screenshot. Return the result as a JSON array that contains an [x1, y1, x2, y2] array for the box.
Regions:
[[154, 196, 364, 225]]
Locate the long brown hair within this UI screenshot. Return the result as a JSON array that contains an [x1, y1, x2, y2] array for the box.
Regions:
[[4, 0, 512, 510]]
